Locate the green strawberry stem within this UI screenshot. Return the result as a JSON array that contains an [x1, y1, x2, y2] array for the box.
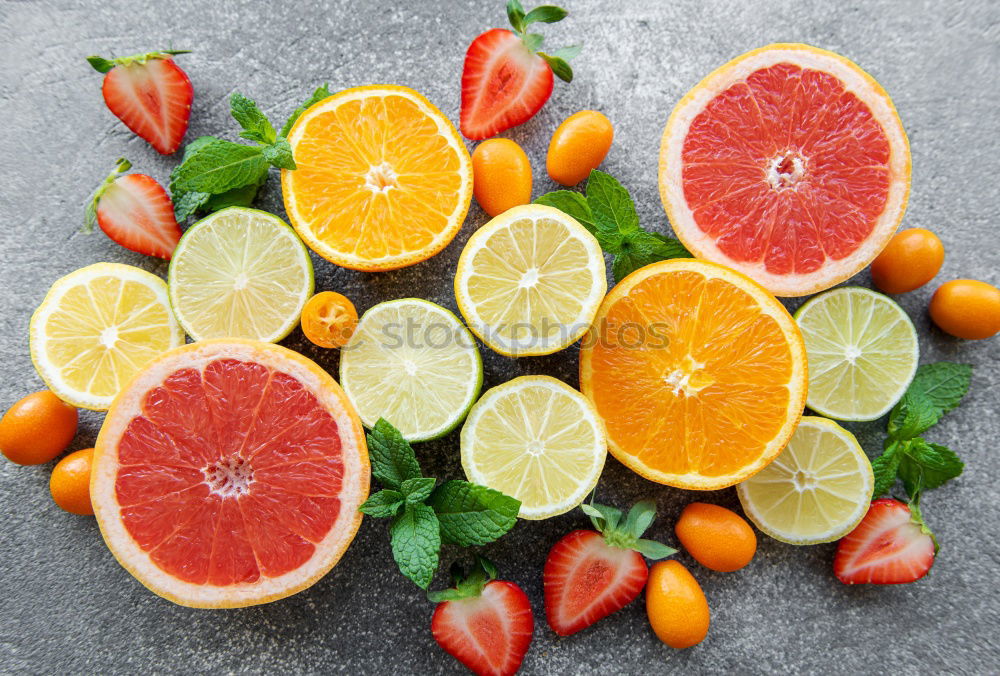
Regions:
[[86, 50, 190, 73], [580, 499, 677, 560], [84, 157, 131, 233], [427, 556, 498, 602], [503, 0, 580, 83]]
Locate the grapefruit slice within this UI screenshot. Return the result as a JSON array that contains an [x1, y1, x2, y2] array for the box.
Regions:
[[659, 44, 910, 296], [92, 339, 369, 608]]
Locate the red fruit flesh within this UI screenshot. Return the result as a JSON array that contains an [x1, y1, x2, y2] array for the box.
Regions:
[[102, 57, 192, 154], [834, 499, 935, 585], [460, 28, 553, 140], [96, 174, 182, 259], [432, 580, 534, 676], [543, 530, 648, 636]]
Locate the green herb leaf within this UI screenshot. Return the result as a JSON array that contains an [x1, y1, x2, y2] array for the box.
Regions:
[[506, 0, 526, 32], [887, 391, 941, 442], [280, 83, 331, 138], [632, 539, 678, 560], [401, 477, 437, 504], [586, 170, 640, 243], [611, 230, 690, 281], [169, 139, 269, 195], [534, 190, 594, 229], [427, 480, 521, 547], [262, 138, 296, 170], [906, 362, 973, 418], [86, 55, 116, 73], [230, 92, 277, 145], [580, 502, 622, 532], [178, 135, 218, 163], [524, 5, 568, 24], [366, 419, 423, 491], [539, 53, 573, 82], [522, 33, 545, 52], [173, 191, 210, 222], [359, 489, 405, 518], [898, 439, 964, 498], [427, 556, 497, 602], [871, 443, 902, 497], [203, 176, 265, 212], [390, 503, 441, 589]]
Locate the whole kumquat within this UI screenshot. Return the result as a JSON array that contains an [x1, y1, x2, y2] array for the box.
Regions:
[[929, 279, 1000, 340], [300, 292, 359, 348], [472, 138, 532, 217], [870, 228, 944, 294], [675, 502, 757, 572], [546, 110, 613, 186], [0, 391, 78, 465], [646, 560, 710, 649], [50, 448, 95, 515]]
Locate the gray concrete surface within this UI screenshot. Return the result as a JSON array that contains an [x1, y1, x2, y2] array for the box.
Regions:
[[1, 0, 998, 673]]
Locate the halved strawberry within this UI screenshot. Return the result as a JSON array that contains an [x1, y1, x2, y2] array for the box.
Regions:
[[86, 159, 183, 259], [834, 498, 937, 585], [459, 2, 580, 140], [430, 558, 533, 676], [544, 500, 675, 637], [87, 51, 193, 154]]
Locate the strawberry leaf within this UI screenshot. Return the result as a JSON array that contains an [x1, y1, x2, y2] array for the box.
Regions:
[[506, 0, 527, 32], [86, 55, 116, 73], [632, 539, 677, 560], [549, 44, 582, 60], [524, 5, 568, 24], [539, 53, 573, 82]]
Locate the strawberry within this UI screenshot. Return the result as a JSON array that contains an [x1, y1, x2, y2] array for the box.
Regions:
[[459, 2, 581, 140], [86, 159, 183, 259], [834, 498, 937, 585], [429, 558, 533, 676], [87, 51, 193, 154], [544, 500, 675, 636]]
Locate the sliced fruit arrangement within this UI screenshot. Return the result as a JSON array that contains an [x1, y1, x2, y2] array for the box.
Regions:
[[30, 263, 185, 410], [92, 339, 369, 608], [547, 110, 614, 186], [167, 207, 313, 343], [87, 50, 193, 154], [795, 286, 918, 421], [737, 417, 874, 545], [0, 391, 78, 465], [282, 85, 472, 271], [461, 375, 607, 520], [646, 560, 710, 649], [340, 299, 483, 442], [834, 498, 935, 585], [660, 43, 911, 296], [472, 138, 532, 217], [86, 158, 182, 259], [455, 204, 606, 357], [580, 259, 807, 489], [674, 503, 757, 572]]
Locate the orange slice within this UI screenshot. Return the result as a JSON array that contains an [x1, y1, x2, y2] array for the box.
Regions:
[[579, 259, 807, 489], [659, 44, 910, 296], [92, 339, 369, 608], [282, 85, 472, 271]]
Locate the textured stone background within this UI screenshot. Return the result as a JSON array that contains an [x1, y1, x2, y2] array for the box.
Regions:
[[1, 0, 998, 673]]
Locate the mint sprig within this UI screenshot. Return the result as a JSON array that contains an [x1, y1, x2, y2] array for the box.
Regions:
[[504, 1, 580, 83], [579, 499, 677, 560], [358, 419, 521, 589], [535, 170, 692, 281]]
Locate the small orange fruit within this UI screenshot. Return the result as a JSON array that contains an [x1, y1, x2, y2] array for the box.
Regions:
[[0, 390, 78, 465], [301, 291, 358, 348], [646, 560, 710, 649], [472, 138, 532, 217], [675, 503, 757, 572], [547, 110, 614, 186], [929, 279, 1000, 340], [870, 228, 944, 294], [50, 447, 94, 515]]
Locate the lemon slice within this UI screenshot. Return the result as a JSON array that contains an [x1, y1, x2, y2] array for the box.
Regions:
[[454, 204, 606, 357], [29, 263, 184, 410], [168, 207, 314, 342], [461, 375, 607, 520], [340, 299, 483, 442], [737, 417, 874, 544], [795, 286, 918, 421]]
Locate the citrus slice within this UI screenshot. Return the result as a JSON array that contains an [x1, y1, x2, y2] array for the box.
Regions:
[[660, 44, 911, 296], [29, 263, 184, 410], [282, 85, 473, 271], [454, 204, 606, 357], [461, 376, 606, 520], [737, 416, 874, 544], [168, 207, 313, 342], [579, 259, 807, 489], [92, 339, 369, 608], [795, 286, 918, 421], [339, 299, 483, 442]]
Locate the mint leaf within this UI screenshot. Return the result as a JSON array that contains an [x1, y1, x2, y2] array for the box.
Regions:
[[524, 5, 568, 24], [203, 175, 265, 212], [586, 169, 640, 243], [871, 444, 902, 497], [280, 83, 331, 138], [632, 539, 677, 560], [262, 138, 296, 170], [887, 391, 941, 442], [359, 490, 404, 518], [428, 480, 521, 547], [390, 503, 441, 589], [612, 230, 689, 281], [173, 191, 210, 222], [366, 419, 422, 491], [170, 140, 268, 194], [907, 363, 972, 417], [534, 190, 594, 230], [230, 92, 276, 145], [401, 477, 436, 504], [180, 135, 218, 162], [898, 439, 964, 498]]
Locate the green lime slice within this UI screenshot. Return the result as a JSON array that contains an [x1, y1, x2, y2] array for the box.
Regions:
[[794, 286, 918, 421], [339, 299, 483, 442], [168, 207, 314, 343]]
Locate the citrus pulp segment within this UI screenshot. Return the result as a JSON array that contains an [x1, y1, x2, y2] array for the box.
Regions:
[[794, 286, 918, 421], [281, 85, 473, 271], [659, 43, 911, 296], [461, 375, 606, 520], [167, 207, 313, 343], [92, 339, 369, 608], [579, 259, 807, 490], [454, 204, 607, 357], [29, 263, 184, 410], [339, 299, 483, 442], [737, 416, 874, 544]]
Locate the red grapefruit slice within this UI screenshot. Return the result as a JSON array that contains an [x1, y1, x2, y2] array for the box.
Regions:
[[92, 339, 369, 608], [660, 44, 910, 296]]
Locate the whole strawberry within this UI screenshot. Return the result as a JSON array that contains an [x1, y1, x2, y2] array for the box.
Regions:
[[834, 498, 936, 585], [87, 50, 193, 154]]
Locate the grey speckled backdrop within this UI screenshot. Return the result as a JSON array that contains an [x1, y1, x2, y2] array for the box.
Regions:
[[1, 0, 998, 673]]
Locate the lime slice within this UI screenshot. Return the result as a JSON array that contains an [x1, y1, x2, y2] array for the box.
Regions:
[[340, 299, 482, 442], [30, 263, 184, 410], [168, 207, 313, 342], [737, 416, 874, 544], [794, 286, 918, 421], [461, 376, 607, 520]]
